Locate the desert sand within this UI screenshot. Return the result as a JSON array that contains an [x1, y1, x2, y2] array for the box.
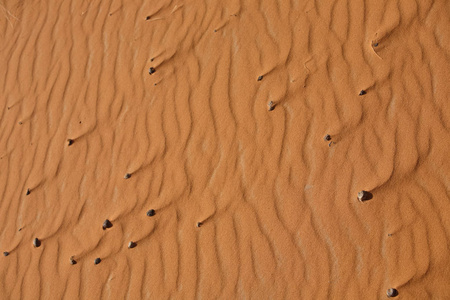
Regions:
[[1, 0, 450, 299]]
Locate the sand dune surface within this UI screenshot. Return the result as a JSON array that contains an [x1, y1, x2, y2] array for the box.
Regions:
[[1, 0, 450, 299]]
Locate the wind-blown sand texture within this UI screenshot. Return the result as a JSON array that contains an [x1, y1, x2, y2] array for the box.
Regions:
[[1, 0, 450, 299]]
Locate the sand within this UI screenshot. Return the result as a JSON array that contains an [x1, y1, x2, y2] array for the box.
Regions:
[[1, 0, 450, 299]]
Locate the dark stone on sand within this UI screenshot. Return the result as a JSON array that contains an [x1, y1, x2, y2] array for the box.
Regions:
[[357, 190, 373, 202], [197, 222, 203, 228], [147, 209, 156, 217], [359, 90, 366, 96], [146, 16, 150, 20], [67, 139, 74, 146], [94, 258, 101, 265], [386, 288, 398, 297], [70, 256, 77, 265], [128, 241, 137, 249], [268, 101, 275, 111], [3, 252, 9, 257], [26, 188, 30, 196], [33, 238, 41, 248], [257, 75, 263, 81], [124, 173, 131, 179], [324, 134, 331, 141], [102, 219, 113, 230], [374, 43, 379, 47], [149, 67, 156, 75]]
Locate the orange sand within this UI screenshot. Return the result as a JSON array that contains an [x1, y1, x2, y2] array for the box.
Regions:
[[1, 0, 450, 299]]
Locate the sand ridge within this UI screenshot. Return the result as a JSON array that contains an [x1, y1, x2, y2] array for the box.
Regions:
[[1, 0, 450, 299]]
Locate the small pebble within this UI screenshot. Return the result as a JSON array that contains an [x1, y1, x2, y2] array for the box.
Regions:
[[70, 256, 77, 265], [124, 173, 131, 179], [3, 252, 9, 257], [33, 238, 41, 248], [67, 139, 74, 146], [26, 188, 30, 196], [197, 222, 203, 228], [257, 75, 263, 81], [149, 67, 156, 75], [146, 209, 156, 217], [146, 16, 150, 20], [268, 101, 275, 111], [102, 219, 113, 230], [388, 233, 392, 237], [324, 134, 331, 141], [359, 90, 366, 96], [386, 288, 398, 297], [357, 190, 371, 201], [94, 258, 101, 265], [128, 241, 137, 249], [19, 121, 23, 125], [374, 43, 379, 47]]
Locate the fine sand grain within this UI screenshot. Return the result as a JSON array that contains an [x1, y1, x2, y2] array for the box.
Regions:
[[1, 0, 450, 299]]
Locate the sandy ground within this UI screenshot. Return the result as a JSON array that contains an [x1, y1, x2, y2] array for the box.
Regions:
[[1, 0, 450, 299]]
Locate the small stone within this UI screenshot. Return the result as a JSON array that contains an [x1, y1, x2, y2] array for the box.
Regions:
[[26, 188, 30, 196], [33, 238, 41, 248], [3, 252, 9, 257], [149, 67, 156, 75], [146, 16, 150, 20], [268, 101, 275, 111], [324, 134, 331, 141], [124, 173, 131, 179], [94, 258, 101, 265], [359, 90, 366, 96], [386, 288, 398, 297], [374, 43, 379, 47], [146, 209, 156, 217], [388, 233, 392, 237], [197, 222, 203, 228], [67, 139, 74, 146], [128, 241, 137, 249], [102, 219, 113, 230], [70, 256, 77, 265], [19, 121, 23, 125], [357, 190, 371, 202], [257, 75, 263, 81]]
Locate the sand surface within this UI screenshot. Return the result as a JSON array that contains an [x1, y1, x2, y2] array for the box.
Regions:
[[1, 0, 450, 299]]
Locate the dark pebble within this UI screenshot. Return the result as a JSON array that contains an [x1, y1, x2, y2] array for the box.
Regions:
[[26, 188, 30, 196], [3, 252, 9, 257], [70, 256, 77, 265], [33, 238, 41, 248], [146, 209, 156, 217], [357, 190, 373, 202], [324, 134, 331, 141], [386, 288, 398, 297], [149, 67, 156, 75], [102, 219, 113, 230], [67, 139, 74, 146], [94, 258, 101, 265], [197, 222, 203, 228], [359, 90, 366, 96], [257, 75, 263, 81], [268, 101, 275, 111], [124, 173, 131, 179], [374, 43, 379, 47], [128, 241, 137, 249], [146, 16, 150, 20]]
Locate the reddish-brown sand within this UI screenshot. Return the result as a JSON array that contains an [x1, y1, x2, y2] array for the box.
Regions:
[[1, 0, 450, 299]]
